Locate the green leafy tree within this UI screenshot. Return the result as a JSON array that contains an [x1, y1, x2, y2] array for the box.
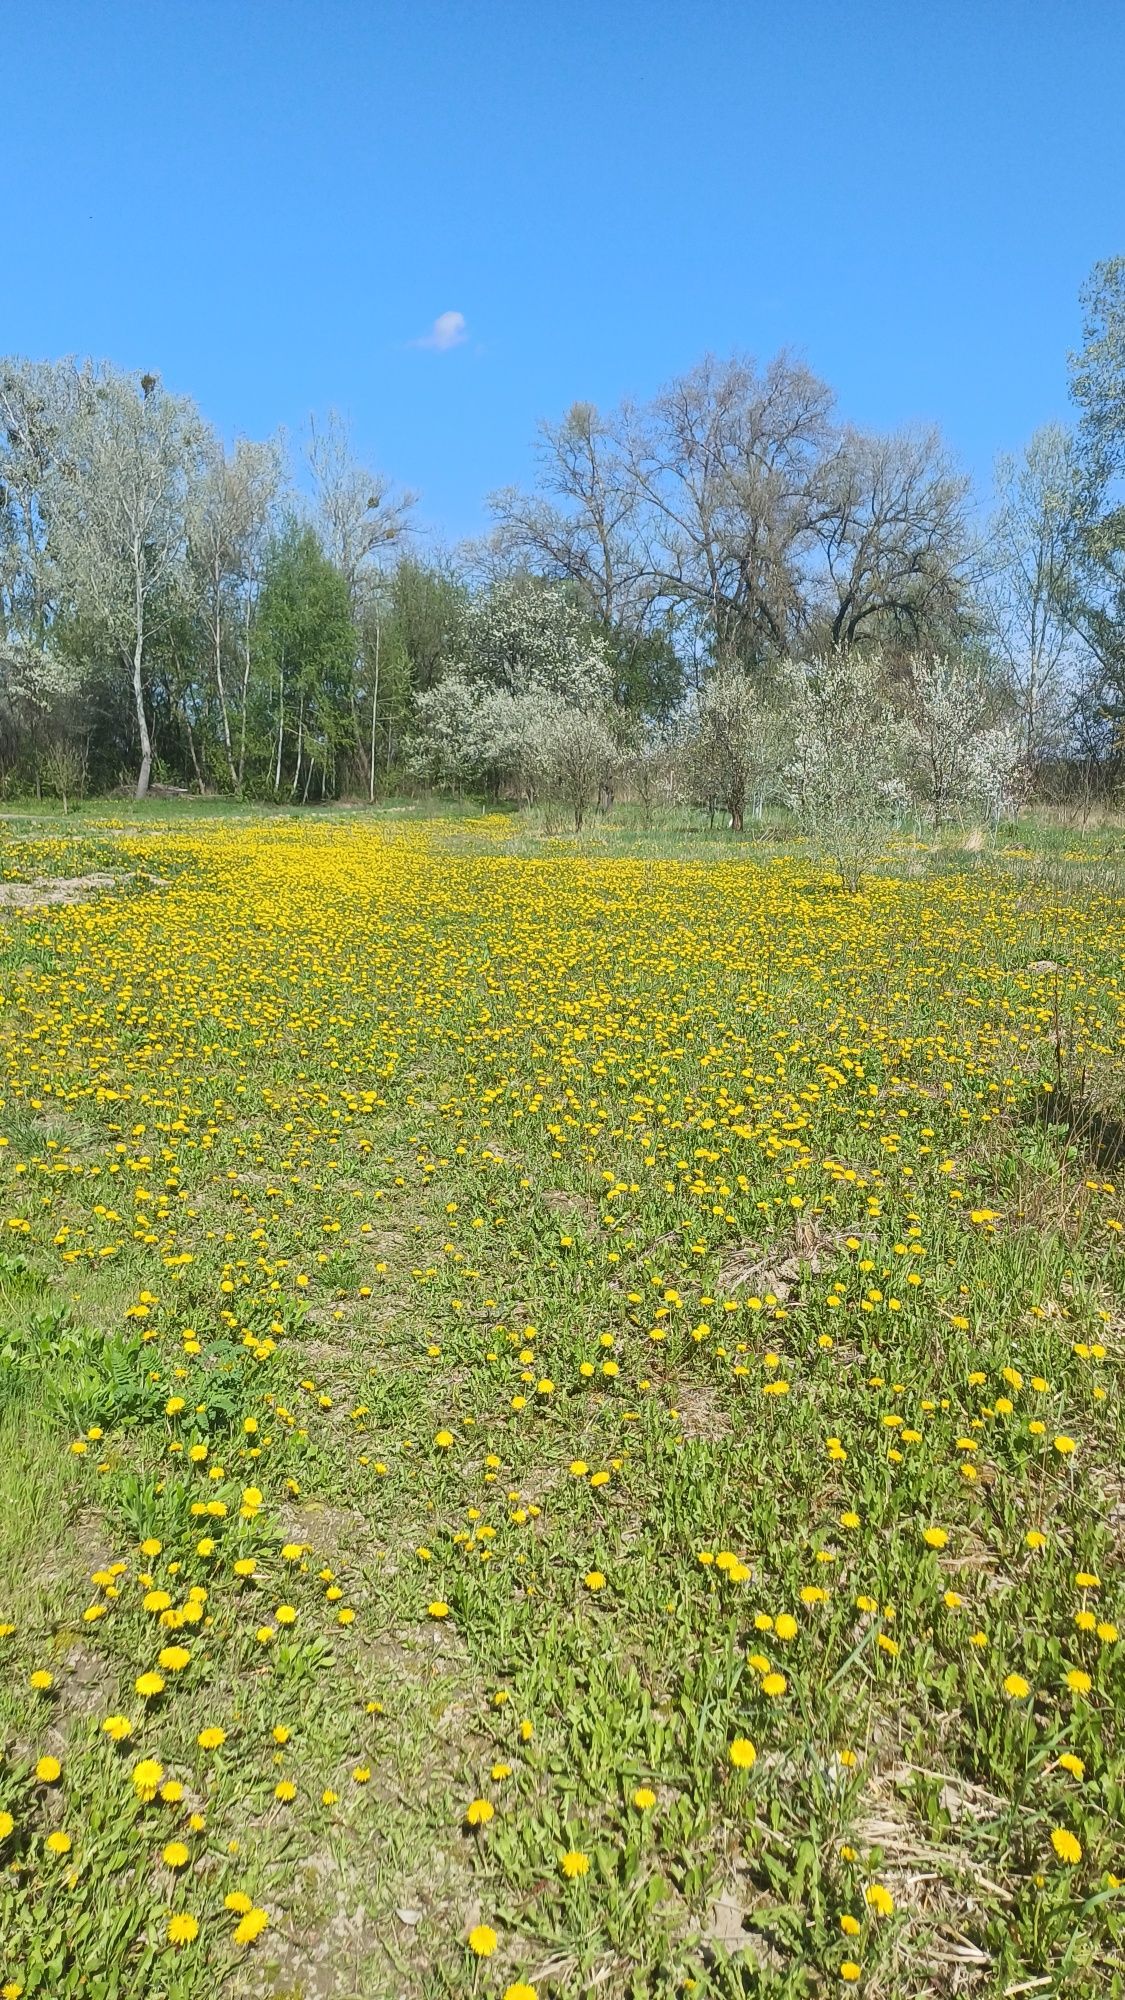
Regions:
[[254, 522, 358, 799], [600, 622, 684, 720], [362, 556, 469, 786], [383, 556, 468, 694]]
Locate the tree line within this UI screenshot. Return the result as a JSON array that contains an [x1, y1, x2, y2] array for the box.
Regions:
[[0, 257, 1122, 811]]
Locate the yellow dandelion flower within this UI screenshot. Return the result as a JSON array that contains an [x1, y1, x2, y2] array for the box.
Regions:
[[131, 1758, 164, 1799], [233, 1908, 270, 1945]]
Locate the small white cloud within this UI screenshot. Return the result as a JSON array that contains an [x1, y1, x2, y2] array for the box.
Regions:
[[413, 309, 468, 352]]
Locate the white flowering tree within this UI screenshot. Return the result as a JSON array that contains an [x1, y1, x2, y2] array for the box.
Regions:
[[903, 650, 1021, 826], [443, 577, 612, 706], [784, 650, 907, 890], [408, 674, 483, 792], [410, 681, 560, 802], [410, 579, 615, 804]]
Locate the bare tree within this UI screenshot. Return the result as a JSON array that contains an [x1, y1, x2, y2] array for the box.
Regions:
[[51, 369, 208, 798], [307, 411, 415, 791], [488, 358, 974, 689], [489, 401, 648, 630], [539, 705, 617, 831], [982, 426, 1087, 768], [307, 410, 415, 606], [188, 434, 285, 788], [621, 719, 679, 825], [621, 352, 834, 666], [811, 426, 972, 651]]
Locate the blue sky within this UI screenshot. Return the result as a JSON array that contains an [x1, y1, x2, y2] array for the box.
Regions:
[[5, 1, 1123, 542]]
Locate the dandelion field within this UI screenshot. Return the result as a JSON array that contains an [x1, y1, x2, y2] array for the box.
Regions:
[[0, 808, 1123, 2000]]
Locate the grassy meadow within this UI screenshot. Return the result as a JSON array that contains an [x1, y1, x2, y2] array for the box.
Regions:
[[0, 801, 1122, 2000]]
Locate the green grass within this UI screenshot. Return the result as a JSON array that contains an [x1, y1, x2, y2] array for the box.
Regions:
[[0, 1401, 82, 1640]]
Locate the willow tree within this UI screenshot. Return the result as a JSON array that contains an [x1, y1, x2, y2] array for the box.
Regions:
[[52, 368, 208, 798], [188, 433, 285, 790]]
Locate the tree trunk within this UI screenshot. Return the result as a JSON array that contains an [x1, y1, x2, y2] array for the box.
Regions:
[[132, 602, 152, 801], [237, 596, 252, 791], [273, 668, 285, 797], [184, 712, 206, 794], [369, 622, 380, 804], [290, 696, 305, 799], [213, 598, 238, 790]]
